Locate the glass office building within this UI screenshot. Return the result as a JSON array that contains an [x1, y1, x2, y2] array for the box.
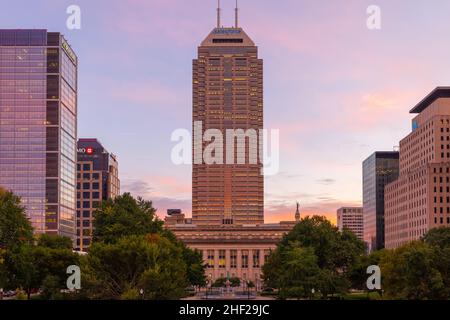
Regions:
[[0, 30, 77, 238], [362, 151, 399, 252]]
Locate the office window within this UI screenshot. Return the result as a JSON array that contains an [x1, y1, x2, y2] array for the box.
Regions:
[[242, 250, 249, 269], [218, 250, 226, 269], [207, 250, 214, 269], [230, 250, 237, 268], [253, 250, 260, 268], [83, 164, 91, 171], [92, 182, 100, 190], [264, 249, 271, 263]]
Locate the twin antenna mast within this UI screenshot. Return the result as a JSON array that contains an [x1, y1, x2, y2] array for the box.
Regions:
[[217, 0, 239, 28]]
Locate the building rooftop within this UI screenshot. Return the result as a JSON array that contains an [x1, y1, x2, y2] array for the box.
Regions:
[[200, 27, 255, 47], [410, 87, 450, 114]]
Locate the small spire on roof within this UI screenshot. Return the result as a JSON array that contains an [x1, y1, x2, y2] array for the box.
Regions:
[[235, 0, 239, 28], [217, 0, 221, 28]]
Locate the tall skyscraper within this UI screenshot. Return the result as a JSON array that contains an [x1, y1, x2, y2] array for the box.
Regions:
[[0, 30, 77, 238], [76, 139, 120, 251], [192, 4, 264, 226], [385, 87, 450, 249], [337, 207, 364, 241], [363, 151, 399, 252], [166, 3, 296, 285]]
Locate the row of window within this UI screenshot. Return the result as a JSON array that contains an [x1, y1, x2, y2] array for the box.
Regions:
[[77, 192, 100, 199], [76, 182, 100, 190], [77, 201, 100, 209], [205, 250, 267, 269]]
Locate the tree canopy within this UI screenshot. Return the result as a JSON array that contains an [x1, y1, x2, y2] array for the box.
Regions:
[[0, 189, 33, 249], [81, 193, 205, 299], [93, 193, 163, 244], [263, 216, 365, 299]]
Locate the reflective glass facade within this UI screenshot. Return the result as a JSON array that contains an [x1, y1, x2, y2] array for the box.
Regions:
[[0, 30, 77, 238], [362, 151, 399, 252]]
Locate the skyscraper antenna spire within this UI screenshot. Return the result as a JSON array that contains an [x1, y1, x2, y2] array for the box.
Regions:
[[235, 0, 239, 28], [217, 0, 221, 28]]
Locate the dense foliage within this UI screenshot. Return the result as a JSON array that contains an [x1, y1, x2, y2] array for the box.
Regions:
[[263, 216, 365, 299], [1, 191, 205, 300], [81, 193, 205, 299], [264, 215, 450, 300]]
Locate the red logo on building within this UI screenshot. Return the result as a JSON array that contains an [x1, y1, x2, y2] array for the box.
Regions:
[[86, 147, 93, 154]]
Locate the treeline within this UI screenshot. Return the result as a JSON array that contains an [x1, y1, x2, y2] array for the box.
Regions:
[[0, 189, 205, 300], [263, 216, 450, 300]]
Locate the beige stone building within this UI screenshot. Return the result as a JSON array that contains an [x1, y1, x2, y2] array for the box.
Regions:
[[337, 207, 364, 241], [385, 87, 450, 249], [166, 212, 295, 286]]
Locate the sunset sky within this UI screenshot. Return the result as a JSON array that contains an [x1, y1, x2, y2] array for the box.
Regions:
[[3, 0, 450, 224]]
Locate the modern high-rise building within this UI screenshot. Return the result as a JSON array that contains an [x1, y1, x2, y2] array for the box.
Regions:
[[192, 5, 264, 226], [363, 151, 399, 252], [0, 30, 78, 238], [166, 3, 296, 285], [385, 87, 450, 249], [337, 207, 364, 241], [76, 139, 120, 251]]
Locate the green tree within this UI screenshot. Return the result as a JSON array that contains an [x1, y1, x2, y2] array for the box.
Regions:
[[348, 249, 384, 291], [0, 189, 33, 249], [37, 234, 73, 250], [264, 243, 320, 299], [83, 234, 188, 299], [181, 245, 206, 288], [3, 239, 79, 299], [423, 227, 450, 293], [93, 193, 163, 244], [4, 245, 39, 299], [91, 193, 205, 291], [423, 227, 450, 248], [263, 216, 365, 299], [379, 241, 447, 299]]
